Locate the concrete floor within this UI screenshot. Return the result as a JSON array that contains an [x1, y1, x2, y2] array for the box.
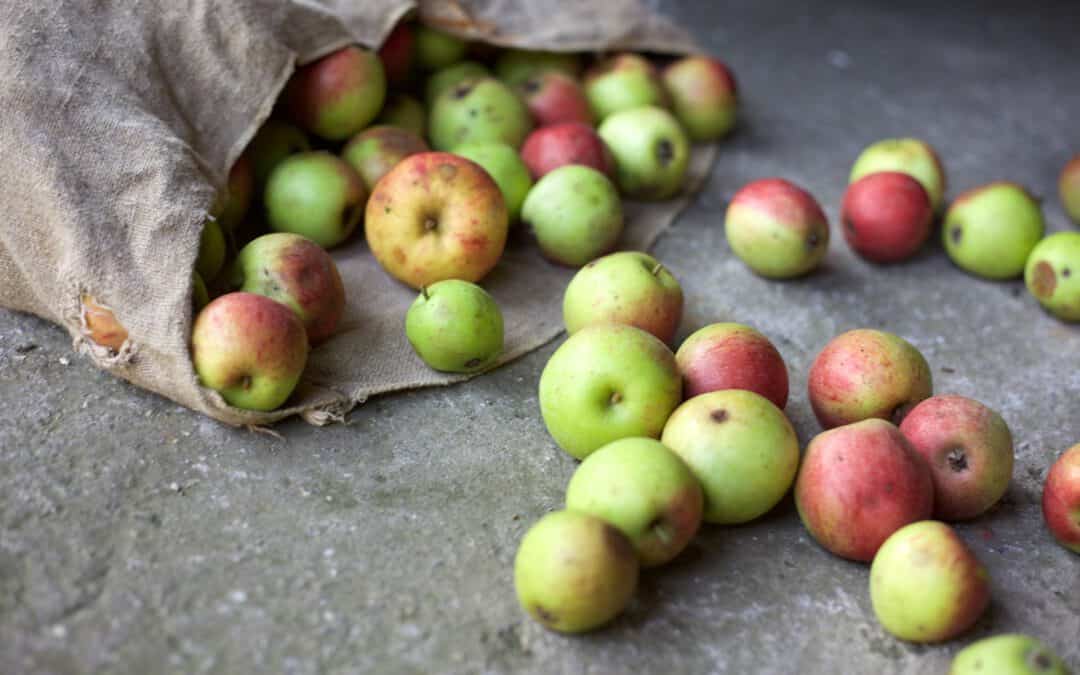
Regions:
[[2, 1, 1079, 673]]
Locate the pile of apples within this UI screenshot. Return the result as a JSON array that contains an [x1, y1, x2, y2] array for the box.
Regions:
[[185, 18, 739, 411]]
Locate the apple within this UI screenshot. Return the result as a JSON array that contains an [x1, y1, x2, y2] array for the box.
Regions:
[[514, 510, 639, 634], [1025, 231, 1080, 322], [675, 322, 789, 409], [850, 137, 947, 212], [265, 152, 366, 249], [1043, 443, 1080, 553], [342, 125, 429, 192], [661, 55, 738, 141], [218, 154, 254, 232], [538, 323, 682, 460], [424, 60, 490, 104], [515, 71, 593, 127], [841, 171, 933, 263], [583, 53, 668, 121], [365, 152, 508, 289], [870, 521, 990, 643], [495, 49, 581, 86], [565, 437, 703, 567], [661, 389, 799, 524], [429, 77, 533, 151], [943, 182, 1044, 280], [228, 233, 345, 345], [405, 279, 503, 373], [1060, 155, 1080, 225], [452, 143, 533, 223], [521, 165, 623, 267], [795, 419, 934, 561], [192, 272, 210, 312], [561, 251, 682, 343], [807, 328, 932, 429], [724, 178, 830, 278], [899, 395, 1014, 521], [283, 45, 386, 141], [414, 25, 467, 71], [196, 218, 226, 281], [190, 292, 308, 411], [375, 94, 427, 138], [950, 635, 1070, 675], [377, 21, 414, 86], [246, 119, 311, 190], [598, 106, 690, 201], [80, 294, 127, 352], [520, 122, 614, 181]]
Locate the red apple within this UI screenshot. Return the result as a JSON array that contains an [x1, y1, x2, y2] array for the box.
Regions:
[[378, 22, 414, 87], [1060, 154, 1080, 225], [661, 55, 738, 141], [675, 322, 789, 409], [841, 171, 934, 263], [724, 178, 830, 278], [516, 71, 593, 127], [1043, 443, 1080, 553], [520, 122, 613, 181], [284, 46, 386, 141]]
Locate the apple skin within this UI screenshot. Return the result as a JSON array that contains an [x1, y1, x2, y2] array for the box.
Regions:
[[495, 49, 581, 87], [850, 137, 947, 212], [247, 120, 311, 190], [661, 55, 738, 141], [520, 122, 614, 181], [413, 25, 467, 71], [1060, 155, 1080, 225], [538, 323, 682, 460], [565, 437, 704, 567], [283, 46, 386, 141], [943, 182, 1044, 280], [265, 151, 367, 250], [807, 328, 932, 429], [870, 521, 989, 643], [405, 279, 503, 373], [424, 60, 490, 104], [516, 71, 594, 127], [583, 53, 668, 122], [1043, 443, 1080, 553], [1025, 231, 1080, 322], [192, 272, 210, 312], [81, 294, 128, 352], [377, 21, 414, 86], [365, 152, 508, 289], [675, 322, 788, 409], [342, 125, 429, 192], [514, 510, 639, 634], [452, 143, 533, 223], [190, 292, 309, 411], [661, 389, 800, 524], [375, 94, 426, 138], [841, 171, 933, 263], [724, 178, 830, 278], [795, 419, 934, 561], [598, 106, 690, 201], [219, 153, 254, 232], [228, 233, 345, 345], [196, 218, 227, 282], [950, 634, 1070, 675], [428, 77, 534, 151], [899, 395, 1014, 521], [562, 251, 682, 344], [521, 166, 623, 267]]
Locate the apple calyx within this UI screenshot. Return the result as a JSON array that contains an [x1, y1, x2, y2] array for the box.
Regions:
[[609, 391, 623, 405], [710, 408, 728, 423], [656, 139, 674, 166], [650, 518, 676, 545], [946, 447, 968, 472], [424, 216, 438, 232]]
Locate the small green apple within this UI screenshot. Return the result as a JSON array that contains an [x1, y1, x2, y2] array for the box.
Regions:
[[495, 49, 581, 86], [943, 182, 1044, 280], [414, 25, 467, 71], [453, 143, 533, 223], [192, 272, 210, 311], [1025, 231, 1080, 322], [376, 94, 427, 138], [583, 53, 668, 122], [429, 77, 533, 151], [265, 152, 366, 249], [849, 138, 947, 212], [598, 106, 689, 201], [425, 61, 490, 104], [196, 218, 226, 281], [405, 280, 503, 373], [724, 178, 830, 279], [247, 120, 311, 191], [521, 165, 623, 266], [950, 635, 1069, 675]]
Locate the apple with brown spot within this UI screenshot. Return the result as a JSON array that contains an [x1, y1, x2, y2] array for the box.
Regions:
[[520, 122, 614, 181], [284, 45, 386, 141], [841, 171, 933, 263], [675, 322, 789, 409], [342, 125, 429, 192], [1043, 443, 1080, 553], [516, 71, 593, 127]]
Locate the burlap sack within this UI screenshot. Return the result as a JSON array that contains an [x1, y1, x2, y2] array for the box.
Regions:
[[0, 1, 714, 426]]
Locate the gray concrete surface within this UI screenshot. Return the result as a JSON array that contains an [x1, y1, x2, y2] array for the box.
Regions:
[[2, 1, 1079, 673]]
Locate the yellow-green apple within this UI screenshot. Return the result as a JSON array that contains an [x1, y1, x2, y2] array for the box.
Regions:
[[870, 521, 989, 643], [583, 53, 668, 121], [943, 182, 1044, 279], [561, 251, 681, 343], [375, 94, 426, 138], [495, 49, 581, 86], [850, 137, 947, 212], [1025, 231, 1080, 322], [899, 395, 1013, 521], [342, 125, 429, 192], [452, 143, 533, 223], [724, 178, 830, 278], [196, 218, 226, 281], [228, 233, 345, 345], [425, 61, 490, 104], [405, 279, 503, 373], [1060, 155, 1080, 225], [598, 106, 689, 201], [516, 71, 593, 127], [192, 272, 210, 312], [538, 323, 681, 460], [414, 25, 467, 71], [675, 322, 788, 409], [841, 171, 933, 263], [795, 419, 934, 561], [283, 46, 386, 141], [950, 635, 1070, 675], [807, 328, 932, 429], [661, 389, 799, 524], [520, 122, 614, 180], [521, 165, 623, 266], [514, 510, 638, 634], [218, 154, 254, 232], [246, 120, 311, 190], [429, 77, 533, 150], [365, 152, 508, 288], [661, 55, 738, 141], [377, 21, 414, 87], [265, 152, 366, 249], [81, 294, 127, 352], [1043, 443, 1080, 553], [190, 292, 308, 411], [565, 437, 703, 567]]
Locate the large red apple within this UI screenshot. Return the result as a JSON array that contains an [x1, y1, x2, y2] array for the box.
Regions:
[[1043, 443, 1080, 553], [841, 171, 934, 263], [520, 122, 613, 181], [516, 71, 593, 127], [675, 322, 789, 409]]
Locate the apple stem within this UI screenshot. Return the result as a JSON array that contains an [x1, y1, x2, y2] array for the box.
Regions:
[[651, 262, 664, 277], [421, 286, 430, 300]]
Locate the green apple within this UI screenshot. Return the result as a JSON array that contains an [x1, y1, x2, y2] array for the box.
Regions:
[[342, 125, 429, 192], [265, 152, 366, 249], [405, 280, 503, 373], [850, 138, 947, 212], [218, 154, 253, 232], [495, 49, 581, 86], [425, 61, 490, 104], [414, 25, 467, 71], [247, 120, 311, 191], [943, 182, 1044, 279], [951, 635, 1069, 675], [565, 437, 703, 567], [514, 510, 639, 634], [196, 218, 226, 281], [583, 53, 668, 121], [724, 178, 830, 279], [283, 46, 386, 141], [661, 55, 738, 141], [661, 389, 800, 524], [376, 94, 427, 138], [538, 323, 682, 460], [598, 106, 689, 201], [429, 77, 533, 151], [192, 272, 210, 312], [453, 143, 533, 223], [1025, 231, 1080, 322], [521, 165, 623, 265]]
